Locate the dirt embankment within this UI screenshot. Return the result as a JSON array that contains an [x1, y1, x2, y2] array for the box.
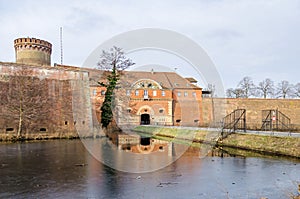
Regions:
[[218, 133, 300, 158]]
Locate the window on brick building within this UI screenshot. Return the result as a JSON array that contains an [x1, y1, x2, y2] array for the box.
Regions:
[[144, 90, 148, 97], [192, 92, 196, 97], [126, 90, 130, 96], [159, 109, 164, 113], [135, 90, 139, 96], [153, 90, 157, 96], [177, 92, 181, 97], [101, 90, 105, 95], [161, 90, 165, 96], [184, 91, 188, 97]]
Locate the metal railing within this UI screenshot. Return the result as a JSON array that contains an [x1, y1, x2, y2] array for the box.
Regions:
[[221, 109, 246, 138], [261, 109, 290, 132]]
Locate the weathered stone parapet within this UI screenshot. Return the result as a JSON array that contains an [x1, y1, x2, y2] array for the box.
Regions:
[[14, 37, 52, 66]]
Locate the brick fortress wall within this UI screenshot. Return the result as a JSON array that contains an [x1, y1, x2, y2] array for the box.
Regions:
[[0, 63, 96, 140], [202, 98, 300, 131]]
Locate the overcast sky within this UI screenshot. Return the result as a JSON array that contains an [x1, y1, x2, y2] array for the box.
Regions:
[[0, 0, 299, 89]]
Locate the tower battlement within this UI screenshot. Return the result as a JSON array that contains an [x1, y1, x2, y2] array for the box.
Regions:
[[14, 37, 52, 66]]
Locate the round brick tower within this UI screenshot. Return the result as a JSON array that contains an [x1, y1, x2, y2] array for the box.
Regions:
[[14, 37, 52, 66]]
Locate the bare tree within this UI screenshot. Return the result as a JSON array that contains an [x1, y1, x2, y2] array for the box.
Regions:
[[226, 88, 244, 98], [256, 78, 274, 98], [294, 83, 300, 98], [237, 76, 255, 98], [5, 67, 49, 137], [97, 46, 135, 128], [276, 80, 293, 99], [207, 83, 216, 97], [226, 88, 234, 98], [98, 46, 134, 71]]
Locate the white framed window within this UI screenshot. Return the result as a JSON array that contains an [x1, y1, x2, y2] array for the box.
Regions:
[[126, 90, 130, 96], [153, 90, 157, 96], [184, 91, 188, 97], [135, 90, 139, 96], [161, 90, 165, 97], [144, 90, 148, 96], [177, 92, 181, 97]]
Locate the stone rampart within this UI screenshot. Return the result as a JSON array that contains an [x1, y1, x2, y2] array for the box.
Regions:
[[202, 98, 300, 131]]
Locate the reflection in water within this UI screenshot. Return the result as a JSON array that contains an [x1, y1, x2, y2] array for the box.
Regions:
[[81, 131, 191, 173], [0, 139, 299, 199]]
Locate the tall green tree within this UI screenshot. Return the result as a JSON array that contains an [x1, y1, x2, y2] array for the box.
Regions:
[[97, 46, 134, 128]]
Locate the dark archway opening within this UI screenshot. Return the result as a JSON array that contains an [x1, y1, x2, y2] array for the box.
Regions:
[[140, 114, 150, 125], [140, 137, 151, 145]]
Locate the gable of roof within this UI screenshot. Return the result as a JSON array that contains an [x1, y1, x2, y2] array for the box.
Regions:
[[120, 71, 201, 89]]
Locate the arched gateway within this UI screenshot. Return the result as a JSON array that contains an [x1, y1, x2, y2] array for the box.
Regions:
[[140, 114, 150, 125]]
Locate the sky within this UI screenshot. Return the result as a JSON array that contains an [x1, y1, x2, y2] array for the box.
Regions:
[[0, 0, 299, 90]]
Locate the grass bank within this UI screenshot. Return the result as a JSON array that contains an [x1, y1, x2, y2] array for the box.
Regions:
[[133, 126, 216, 144], [134, 126, 300, 158], [219, 133, 300, 158]]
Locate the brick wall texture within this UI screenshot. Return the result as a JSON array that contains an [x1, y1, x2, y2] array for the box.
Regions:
[[202, 98, 300, 131]]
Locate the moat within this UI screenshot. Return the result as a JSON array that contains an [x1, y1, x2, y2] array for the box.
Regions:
[[0, 138, 299, 198]]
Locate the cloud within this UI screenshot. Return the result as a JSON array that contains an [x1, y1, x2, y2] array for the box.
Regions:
[[0, 0, 299, 88]]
